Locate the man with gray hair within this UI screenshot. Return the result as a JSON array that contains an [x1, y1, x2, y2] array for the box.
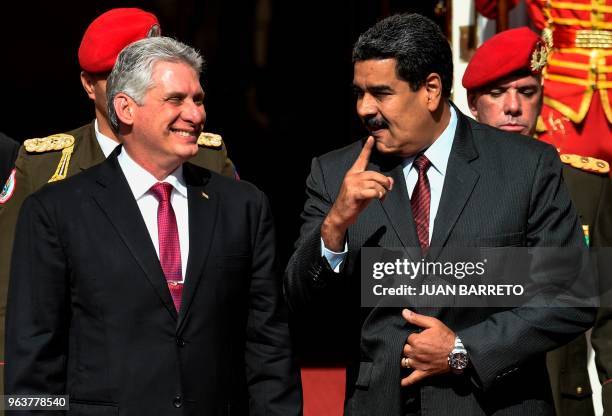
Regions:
[[0, 9, 237, 399], [5, 36, 301, 415]]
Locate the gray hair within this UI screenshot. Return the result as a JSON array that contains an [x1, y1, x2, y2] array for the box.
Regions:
[[106, 36, 204, 132]]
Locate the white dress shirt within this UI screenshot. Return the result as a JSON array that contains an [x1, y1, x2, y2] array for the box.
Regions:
[[117, 148, 190, 281], [322, 106, 458, 270], [402, 105, 457, 239], [94, 119, 120, 158]]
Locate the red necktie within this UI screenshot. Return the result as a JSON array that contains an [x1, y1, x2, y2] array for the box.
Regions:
[[150, 182, 183, 312], [410, 154, 432, 252]]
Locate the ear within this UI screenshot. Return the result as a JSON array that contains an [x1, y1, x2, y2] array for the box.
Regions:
[[424, 73, 443, 111], [80, 71, 96, 101], [467, 92, 479, 119], [114, 93, 136, 127]]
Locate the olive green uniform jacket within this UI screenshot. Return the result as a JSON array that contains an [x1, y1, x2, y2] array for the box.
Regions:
[[548, 163, 612, 416], [0, 122, 235, 395]]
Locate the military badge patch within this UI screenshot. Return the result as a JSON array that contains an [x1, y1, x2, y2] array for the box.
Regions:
[[0, 168, 16, 204], [530, 41, 548, 73]]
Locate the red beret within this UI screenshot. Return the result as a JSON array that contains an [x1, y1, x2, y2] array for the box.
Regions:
[[462, 27, 545, 91], [475, 0, 520, 19], [78, 8, 160, 74]]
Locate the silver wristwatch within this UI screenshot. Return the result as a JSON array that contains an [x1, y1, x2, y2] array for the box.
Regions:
[[448, 336, 468, 374]]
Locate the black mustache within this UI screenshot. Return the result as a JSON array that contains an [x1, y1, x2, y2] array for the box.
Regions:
[[365, 117, 388, 130]]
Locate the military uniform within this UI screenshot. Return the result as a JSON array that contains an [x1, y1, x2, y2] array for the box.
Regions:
[[547, 156, 612, 416], [0, 122, 235, 395], [463, 20, 612, 415], [0, 133, 19, 187], [526, 0, 612, 163], [475, 0, 612, 163], [526, 0, 612, 404]]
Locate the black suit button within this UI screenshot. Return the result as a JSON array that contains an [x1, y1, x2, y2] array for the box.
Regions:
[[173, 395, 182, 408], [176, 337, 186, 347]]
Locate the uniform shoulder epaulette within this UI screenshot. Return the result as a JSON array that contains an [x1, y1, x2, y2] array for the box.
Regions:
[[23, 133, 76, 183], [560, 153, 610, 174], [24, 133, 75, 153], [197, 132, 223, 149]]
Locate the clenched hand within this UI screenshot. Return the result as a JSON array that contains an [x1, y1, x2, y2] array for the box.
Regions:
[[321, 136, 394, 251]]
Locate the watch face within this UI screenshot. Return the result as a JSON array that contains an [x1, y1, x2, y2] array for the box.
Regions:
[[450, 352, 468, 370]]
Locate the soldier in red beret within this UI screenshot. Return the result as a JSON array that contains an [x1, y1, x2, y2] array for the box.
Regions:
[[464, 27, 612, 416], [0, 8, 237, 397], [463, 27, 545, 137], [475, 0, 612, 171]]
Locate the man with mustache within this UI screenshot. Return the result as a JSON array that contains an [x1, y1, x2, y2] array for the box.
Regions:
[[285, 13, 595, 415], [463, 27, 612, 416]]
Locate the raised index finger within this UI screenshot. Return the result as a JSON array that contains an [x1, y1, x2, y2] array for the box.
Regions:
[[350, 136, 374, 172]]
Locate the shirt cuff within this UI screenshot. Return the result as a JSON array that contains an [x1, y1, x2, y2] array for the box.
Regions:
[[321, 238, 348, 273]]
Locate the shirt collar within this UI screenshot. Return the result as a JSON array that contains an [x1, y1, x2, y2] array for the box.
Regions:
[[424, 105, 457, 176], [117, 147, 188, 200], [94, 119, 120, 158], [403, 105, 457, 176]]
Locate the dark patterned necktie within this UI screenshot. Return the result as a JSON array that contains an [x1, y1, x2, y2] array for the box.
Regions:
[[410, 154, 432, 251], [150, 182, 183, 312]]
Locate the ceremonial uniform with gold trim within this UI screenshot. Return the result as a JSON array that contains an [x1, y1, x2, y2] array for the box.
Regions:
[[464, 13, 612, 413], [526, 0, 612, 163], [545, 154, 612, 416], [0, 122, 235, 395], [526, 0, 612, 399]]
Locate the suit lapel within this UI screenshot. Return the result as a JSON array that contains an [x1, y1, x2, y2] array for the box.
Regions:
[[371, 156, 421, 253], [177, 164, 218, 331], [429, 108, 479, 260], [92, 148, 178, 320]]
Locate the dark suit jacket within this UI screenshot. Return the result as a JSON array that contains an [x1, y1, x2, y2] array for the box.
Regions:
[[0, 132, 18, 186], [547, 165, 612, 416], [5, 147, 301, 415], [0, 122, 236, 398], [284, 107, 596, 416]]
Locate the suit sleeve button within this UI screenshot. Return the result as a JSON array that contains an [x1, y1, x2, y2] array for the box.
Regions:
[[173, 395, 183, 408]]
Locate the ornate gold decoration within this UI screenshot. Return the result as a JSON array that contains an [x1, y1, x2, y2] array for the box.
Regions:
[[197, 132, 223, 148], [575, 30, 612, 49], [531, 42, 549, 73], [535, 115, 548, 134], [24, 134, 75, 153], [551, 17, 612, 30], [543, 90, 594, 124], [547, 112, 568, 135], [48, 144, 75, 183], [559, 153, 610, 174], [550, 2, 612, 12], [542, 27, 554, 50]]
